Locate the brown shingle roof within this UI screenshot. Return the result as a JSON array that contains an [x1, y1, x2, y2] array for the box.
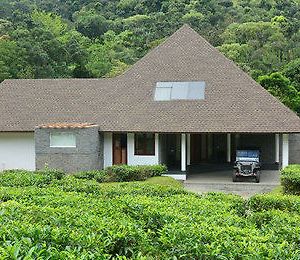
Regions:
[[1, 24, 300, 133]]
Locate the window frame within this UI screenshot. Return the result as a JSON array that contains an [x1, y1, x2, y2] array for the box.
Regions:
[[134, 133, 155, 156], [50, 132, 76, 148]]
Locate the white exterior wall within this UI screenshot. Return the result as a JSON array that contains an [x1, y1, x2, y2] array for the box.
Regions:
[[127, 133, 159, 165], [0, 132, 35, 171], [103, 132, 113, 168]]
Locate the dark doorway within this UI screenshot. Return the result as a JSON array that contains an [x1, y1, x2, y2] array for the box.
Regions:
[[113, 133, 127, 165], [160, 134, 181, 170], [190, 134, 227, 164], [191, 134, 208, 163]]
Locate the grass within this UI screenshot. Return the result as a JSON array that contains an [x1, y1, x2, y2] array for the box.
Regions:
[[144, 176, 182, 188]]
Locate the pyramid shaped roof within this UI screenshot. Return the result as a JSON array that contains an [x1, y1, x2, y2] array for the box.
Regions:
[[0, 24, 300, 133]]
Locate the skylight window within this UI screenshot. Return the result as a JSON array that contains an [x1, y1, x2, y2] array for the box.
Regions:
[[154, 81, 205, 101]]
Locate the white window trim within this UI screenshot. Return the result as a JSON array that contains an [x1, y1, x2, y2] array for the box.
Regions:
[[50, 132, 76, 148]]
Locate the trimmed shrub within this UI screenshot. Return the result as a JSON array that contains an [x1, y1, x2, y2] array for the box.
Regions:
[[74, 170, 107, 182], [94, 171, 109, 183], [104, 164, 167, 182], [0, 170, 54, 187], [105, 165, 137, 182], [0, 169, 65, 188], [37, 168, 65, 180], [281, 164, 300, 195], [142, 164, 167, 177], [75, 165, 168, 183], [248, 194, 300, 214]]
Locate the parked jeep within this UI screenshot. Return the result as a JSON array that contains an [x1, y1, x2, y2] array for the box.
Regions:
[[233, 150, 261, 183]]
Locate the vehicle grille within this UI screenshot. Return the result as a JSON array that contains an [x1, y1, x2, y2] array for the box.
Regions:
[[241, 165, 252, 173]]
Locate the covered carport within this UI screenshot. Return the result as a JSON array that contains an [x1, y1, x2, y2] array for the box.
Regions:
[[161, 132, 289, 182], [186, 133, 288, 171]]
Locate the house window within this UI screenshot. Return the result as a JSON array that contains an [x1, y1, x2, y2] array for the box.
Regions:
[[50, 132, 76, 148], [154, 81, 205, 101], [134, 133, 155, 155]]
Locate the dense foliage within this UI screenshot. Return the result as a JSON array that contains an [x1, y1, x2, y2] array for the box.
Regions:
[[0, 0, 300, 113], [74, 164, 167, 182], [249, 193, 300, 213], [281, 164, 300, 195], [0, 170, 299, 258]]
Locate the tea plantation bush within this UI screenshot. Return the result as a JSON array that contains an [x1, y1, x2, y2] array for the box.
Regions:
[[0, 168, 65, 187], [281, 164, 300, 195], [249, 193, 300, 213], [0, 171, 299, 259], [74, 164, 167, 183]]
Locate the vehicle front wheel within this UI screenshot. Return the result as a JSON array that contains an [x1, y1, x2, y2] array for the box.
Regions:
[[255, 171, 260, 183], [232, 171, 238, 182]]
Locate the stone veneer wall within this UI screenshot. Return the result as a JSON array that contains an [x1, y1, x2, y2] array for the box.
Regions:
[[35, 126, 103, 173], [289, 134, 300, 164]]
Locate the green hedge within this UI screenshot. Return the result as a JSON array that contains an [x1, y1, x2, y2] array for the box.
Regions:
[[248, 194, 300, 214], [74, 164, 167, 183], [0, 168, 65, 187], [0, 165, 166, 188], [281, 164, 300, 195]]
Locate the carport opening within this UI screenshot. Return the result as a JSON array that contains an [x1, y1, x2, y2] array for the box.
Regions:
[[160, 133, 280, 176], [188, 133, 280, 175]]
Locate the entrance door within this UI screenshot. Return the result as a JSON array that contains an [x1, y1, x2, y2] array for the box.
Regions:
[[113, 133, 127, 165]]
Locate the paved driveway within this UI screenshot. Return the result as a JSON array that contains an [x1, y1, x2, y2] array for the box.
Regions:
[[184, 170, 280, 198]]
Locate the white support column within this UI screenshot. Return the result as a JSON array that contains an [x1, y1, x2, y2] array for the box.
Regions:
[[104, 132, 113, 168], [187, 134, 191, 166], [282, 134, 289, 168], [275, 134, 279, 163], [227, 133, 231, 163], [181, 134, 186, 172]]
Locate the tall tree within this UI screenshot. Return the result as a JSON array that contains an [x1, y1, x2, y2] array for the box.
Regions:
[[258, 72, 300, 114]]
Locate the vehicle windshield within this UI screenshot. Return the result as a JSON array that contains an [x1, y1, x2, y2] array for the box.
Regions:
[[236, 150, 259, 162]]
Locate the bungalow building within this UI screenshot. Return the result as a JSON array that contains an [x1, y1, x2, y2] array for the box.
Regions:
[[1, 25, 300, 180]]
